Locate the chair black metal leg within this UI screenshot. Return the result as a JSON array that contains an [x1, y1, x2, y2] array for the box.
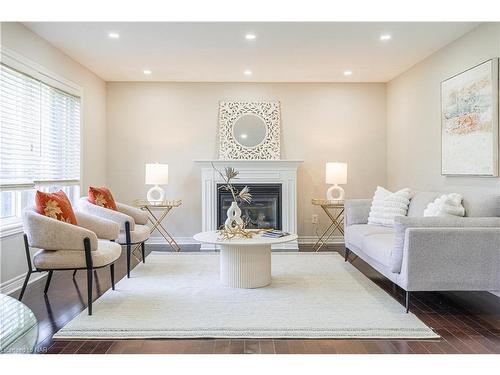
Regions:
[[125, 221, 132, 278], [44, 270, 53, 294], [110, 264, 115, 290], [87, 268, 93, 315], [83, 237, 93, 316], [73, 269, 77, 278], [20, 234, 33, 301], [141, 242, 146, 263], [19, 271, 31, 301], [405, 291, 411, 313], [344, 247, 350, 262], [126, 243, 131, 278]]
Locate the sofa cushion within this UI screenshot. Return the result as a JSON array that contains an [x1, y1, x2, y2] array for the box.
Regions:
[[344, 224, 394, 250], [33, 240, 121, 269], [407, 191, 440, 217], [344, 199, 372, 226], [462, 193, 499, 217], [362, 233, 394, 268], [409, 191, 499, 217], [117, 224, 150, 244]]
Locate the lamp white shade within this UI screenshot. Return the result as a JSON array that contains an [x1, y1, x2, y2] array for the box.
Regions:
[[325, 162, 347, 185], [145, 163, 169, 185]]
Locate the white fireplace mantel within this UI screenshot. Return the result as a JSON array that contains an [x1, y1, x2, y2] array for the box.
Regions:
[[194, 159, 303, 250]]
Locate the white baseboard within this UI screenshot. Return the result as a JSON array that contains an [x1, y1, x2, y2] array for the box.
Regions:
[[147, 235, 345, 248], [298, 236, 344, 245], [0, 271, 47, 296], [146, 236, 198, 245]]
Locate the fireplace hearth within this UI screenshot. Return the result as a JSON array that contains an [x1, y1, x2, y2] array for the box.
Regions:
[[217, 184, 282, 230]]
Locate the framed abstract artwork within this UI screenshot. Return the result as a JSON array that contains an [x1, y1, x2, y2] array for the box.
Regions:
[[441, 59, 499, 176]]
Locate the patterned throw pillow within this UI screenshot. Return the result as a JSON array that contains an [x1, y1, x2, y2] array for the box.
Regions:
[[88, 186, 118, 211], [35, 190, 78, 225]]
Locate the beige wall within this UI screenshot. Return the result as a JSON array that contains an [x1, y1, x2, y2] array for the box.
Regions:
[[106, 82, 387, 239], [387, 23, 500, 195], [0, 23, 107, 288]]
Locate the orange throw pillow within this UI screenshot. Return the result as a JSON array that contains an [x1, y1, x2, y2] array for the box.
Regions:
[[35, 190, 78, 225], [88, 186, 118, 211]]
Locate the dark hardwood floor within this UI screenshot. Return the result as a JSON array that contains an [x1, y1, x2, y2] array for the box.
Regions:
[[11, 244, 500, 354]]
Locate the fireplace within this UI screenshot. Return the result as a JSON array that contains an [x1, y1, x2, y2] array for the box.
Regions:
[[217, 184, 282, 230], [195, 159, 303, 250]]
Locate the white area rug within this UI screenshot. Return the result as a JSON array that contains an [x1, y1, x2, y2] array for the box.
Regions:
[[54, 252, 438, 339]]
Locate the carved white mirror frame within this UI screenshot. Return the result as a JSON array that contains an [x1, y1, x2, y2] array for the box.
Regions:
[[218, 101, 281, 160]]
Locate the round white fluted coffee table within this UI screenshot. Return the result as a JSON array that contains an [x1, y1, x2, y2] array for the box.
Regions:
[[193, 231, 298, 288]]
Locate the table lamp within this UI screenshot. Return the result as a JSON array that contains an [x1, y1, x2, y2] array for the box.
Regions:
[[325, 162, 347, 201], [145, 163, 169, 202]]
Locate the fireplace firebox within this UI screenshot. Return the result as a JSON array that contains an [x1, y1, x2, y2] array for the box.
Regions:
[[217, 184, 282, 230]]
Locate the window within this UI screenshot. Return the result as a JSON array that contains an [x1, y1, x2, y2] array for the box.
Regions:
[[0, 63, 81, 232]]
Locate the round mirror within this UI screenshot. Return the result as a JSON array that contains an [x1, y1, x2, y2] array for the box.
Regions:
[[233, 114, 267, 148]]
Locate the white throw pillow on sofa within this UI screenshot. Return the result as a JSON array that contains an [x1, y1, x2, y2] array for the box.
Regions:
[[368, 186, 412, 227], [423, 193, 465, 217]]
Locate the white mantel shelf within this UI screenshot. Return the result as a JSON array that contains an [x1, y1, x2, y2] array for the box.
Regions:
[[194, 159, 304, 166], [194, 159, 303, 251]]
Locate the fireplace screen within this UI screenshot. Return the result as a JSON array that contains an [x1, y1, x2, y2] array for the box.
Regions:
[[217, 184, 282, 230]]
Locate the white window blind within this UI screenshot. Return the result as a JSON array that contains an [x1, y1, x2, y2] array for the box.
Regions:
[[0, 64, 81, 187], [0, 64, 41, 185]]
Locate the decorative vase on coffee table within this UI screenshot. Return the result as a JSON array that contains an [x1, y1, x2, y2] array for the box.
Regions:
[[225, 201, 244, 229]]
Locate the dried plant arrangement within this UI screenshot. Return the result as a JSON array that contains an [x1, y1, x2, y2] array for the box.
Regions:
[[211, 163, 256, 239], [211, 163, 252, 205]]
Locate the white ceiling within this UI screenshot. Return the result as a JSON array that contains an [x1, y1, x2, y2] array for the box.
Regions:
[[23, 22, 479, 82]]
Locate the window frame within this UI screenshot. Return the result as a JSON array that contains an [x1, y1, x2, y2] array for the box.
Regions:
[[0, 47, 84, 238]]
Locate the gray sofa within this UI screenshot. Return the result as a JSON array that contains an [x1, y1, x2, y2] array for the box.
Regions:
[[344, 191, 500, 312]]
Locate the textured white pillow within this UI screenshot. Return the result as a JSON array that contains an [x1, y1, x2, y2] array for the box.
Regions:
[[423, 193, 465, 217], [368, 186, 412, 227]]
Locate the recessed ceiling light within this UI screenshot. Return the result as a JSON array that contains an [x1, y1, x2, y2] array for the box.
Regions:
[[343, 70, 352, 76], [143, 69, 152, 75], [380, 34, 392, 41], [108, 32, 120, 39], [243, 70, 253, 76], [245, 33, 256, 40]]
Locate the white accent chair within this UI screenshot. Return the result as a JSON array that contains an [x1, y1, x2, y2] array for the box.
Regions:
[[78, 197, 150, 278], [21, 208, 121, 315]]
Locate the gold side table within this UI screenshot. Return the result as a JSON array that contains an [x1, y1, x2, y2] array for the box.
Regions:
[[133, 200, 182, 256], [311, 198, 345, 252]]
